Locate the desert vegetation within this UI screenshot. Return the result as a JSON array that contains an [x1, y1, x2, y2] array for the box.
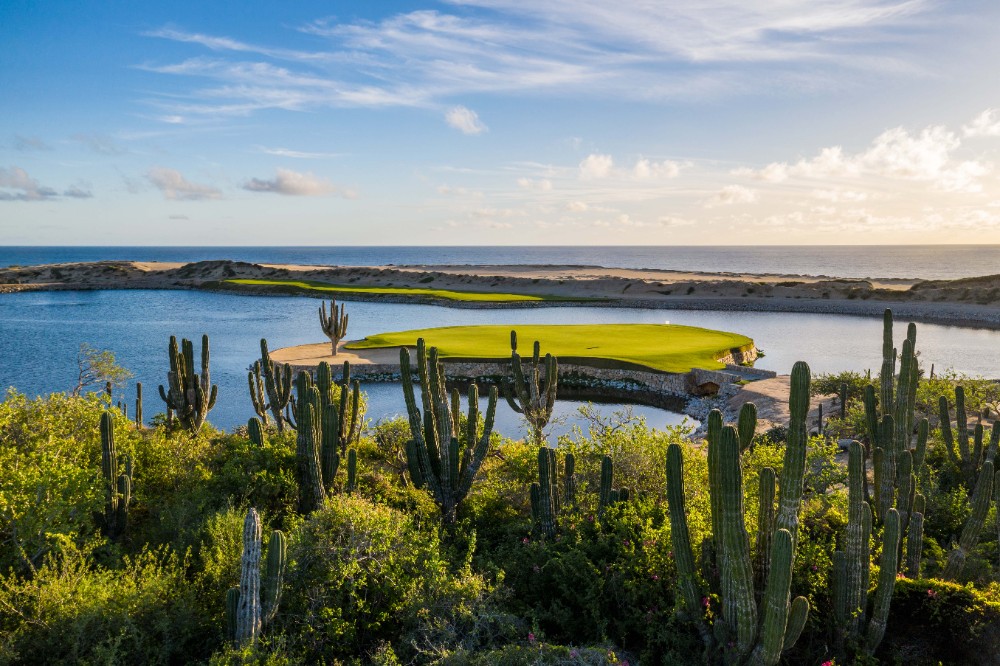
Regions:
[[1, 311, 999, 665]]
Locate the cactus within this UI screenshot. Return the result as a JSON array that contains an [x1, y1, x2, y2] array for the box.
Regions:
[[400, 338, 497, 524], [563, 452, 577, 507], [737, 402, 757, 453], [598, 455, 629, 514], [228, 508, 287, 645], [291, 362, 362, 454], [248, 360, 269, 426], [319, 299, 349, 356], [345, 448, 357, 494], [257, 339, 293, 432], [158, 334, 218, 432], [506, 331, 558, 445], [755, 467, 775, 591], [664, 362, 812, 665], [96, 411, 131, 540], [943, 460, 995, 580], [939, 387, 1000, 488], [530, 447, 559, 537], [134, 382, 143, 429], [840, 382, 848, 419], [248, 417, 266, 447]]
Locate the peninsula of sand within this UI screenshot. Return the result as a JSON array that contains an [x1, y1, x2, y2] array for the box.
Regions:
[[3, 259, 1000, 329]]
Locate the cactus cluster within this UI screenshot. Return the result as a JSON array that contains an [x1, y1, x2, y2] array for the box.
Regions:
[[598, 455, 629, 513], [505, 331, 558, 445], [936, 384, 998, 579], [158, 334, 218, 432], [286, 365, 361, 513], [134, 382, 143, 429], [860, 310, 927, 580], [319, 299, 349, 356], [249, 339, 293, 432], [96, 411, 132, 540], [226, 508, 286, 645], [530, 448, 576, 537], [665, 362, 812, 665], [832, 441, 901, 656], [400, 338, 497, 524]]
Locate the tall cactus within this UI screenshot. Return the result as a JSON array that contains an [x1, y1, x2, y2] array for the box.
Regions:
[[158, 334, 218, 432], [227, 508, 287, 645], [737, 402, 757, 453], [134, 382, 143, 429], [531, 447, 559, 538], [256, 339, 293, 432], [96, 411, 132, 540], [664, 362, 812, 665], [400, 338, 497, 524], [943, 460, 995, 580], [248, 417, 266, 447], [939, 387, 1000, 488], [319, 299, 348, 356], [506, 330, 558, 445], [248, 361, 270, 426], [598, 455, 629, 513]]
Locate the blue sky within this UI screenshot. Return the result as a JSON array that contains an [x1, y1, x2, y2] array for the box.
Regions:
[[2, 0, 1000, 245]]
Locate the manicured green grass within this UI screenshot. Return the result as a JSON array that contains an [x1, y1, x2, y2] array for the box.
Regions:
[[223, 278, 589, 303], [347, 323, 754, 373]]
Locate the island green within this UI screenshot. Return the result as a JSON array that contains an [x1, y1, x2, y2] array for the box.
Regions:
[[347, 323, 754, 373]]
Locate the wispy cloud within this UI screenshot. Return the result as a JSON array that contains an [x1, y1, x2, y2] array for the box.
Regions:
[[0, 166, 91, 201], [242, 168, 339, 196], [146, 167, 221, 200], [139, 2, 943, 121], [256, 146, 344, 159], [445, 106, 487, 134], [12, 135, 50, 152], [705, 184, 758, 207], [964, 109, 1000, 138], [72, 133, 127, 155]]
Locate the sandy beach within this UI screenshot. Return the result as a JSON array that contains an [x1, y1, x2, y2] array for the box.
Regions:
[[2, 258, 1000, 329]]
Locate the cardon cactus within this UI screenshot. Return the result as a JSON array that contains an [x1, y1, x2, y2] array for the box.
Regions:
[[664, 361, 812, 665], [530, 447, 559, 538], [943, 460, 995, 580], [506, 330, 558, 445], [400, 338, 497, 524], [248, 360, 270, 426], [248, 417, 266, 447], [598, 455, 629, 513], [227, 508, 287, 645], [319, 299, 348, 356], [737, 402, 757, 453], [96, 411, 132, 540], [134, 382, 143, 429], [255, 339, 293, 432], [939, 387, 1000, 488], [158, 334, 218, 432]]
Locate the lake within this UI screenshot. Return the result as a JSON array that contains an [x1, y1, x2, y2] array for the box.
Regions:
[[2, 288, 999, 435]]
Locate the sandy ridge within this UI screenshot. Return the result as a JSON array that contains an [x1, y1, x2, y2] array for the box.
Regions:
[[2, 258, 1000, 329]]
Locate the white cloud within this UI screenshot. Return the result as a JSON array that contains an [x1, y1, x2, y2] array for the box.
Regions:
[[705, 185, 758, 207], [0, 166, 58, 201], [812, 188, 869, 202], [445, 106, 487, 134], [964, 109, 1000, 137], [257, 146, 343, 159], [517, 177, 552, 191], [579, 153, 614, 179], [633, 158, 681, 179], [737, 125, 992, 193], [566, 201, 589, 212], [146, 167, 222, 201], [243, 168, 338, 196]]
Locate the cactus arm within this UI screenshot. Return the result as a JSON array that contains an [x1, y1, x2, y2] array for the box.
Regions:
[[955, 386, 971, 466], [880, 309, 894, 413], [665, 443, 713, 649], [261, 530, 286, 625], [236, 508, 263, 645], [718, 425, 757, 658], [346, 448, 357, 493], [782, 596, 809, 652], [248, 417, 266, 447], [944, 460, 995, 580], [738, 402, 757, 453], [905, 512, 924, 578], [774, 361, 810, 550], [863, 385, 879, 447], [865, 508, 901, 655], [755, 467, 776, 590], [844, 441, 869, 635], [748, 528, 795, 665]]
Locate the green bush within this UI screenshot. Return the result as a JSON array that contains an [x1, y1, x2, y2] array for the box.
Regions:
[[0, 538, 213, 664]]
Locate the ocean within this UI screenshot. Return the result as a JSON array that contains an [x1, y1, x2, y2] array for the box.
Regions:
[[2, 245, 998, 281]]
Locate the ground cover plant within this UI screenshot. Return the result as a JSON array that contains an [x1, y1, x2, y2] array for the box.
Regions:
[[221, 278, 595, 303], [348, 323, 754, 374], [1, 310, 1000, 664]]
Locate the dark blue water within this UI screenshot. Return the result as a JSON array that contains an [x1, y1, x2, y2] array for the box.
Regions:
[[2, 245, 998, 281], [3, 289, 1000, 433]]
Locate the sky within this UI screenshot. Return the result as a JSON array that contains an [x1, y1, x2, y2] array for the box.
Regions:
[[2, 0, 1000, 246]]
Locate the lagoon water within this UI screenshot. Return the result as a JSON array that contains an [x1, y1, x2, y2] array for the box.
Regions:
[[3, 288, 1000, 434]]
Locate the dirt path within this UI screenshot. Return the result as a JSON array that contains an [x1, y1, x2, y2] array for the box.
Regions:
[[729, 376, 838, 432]]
